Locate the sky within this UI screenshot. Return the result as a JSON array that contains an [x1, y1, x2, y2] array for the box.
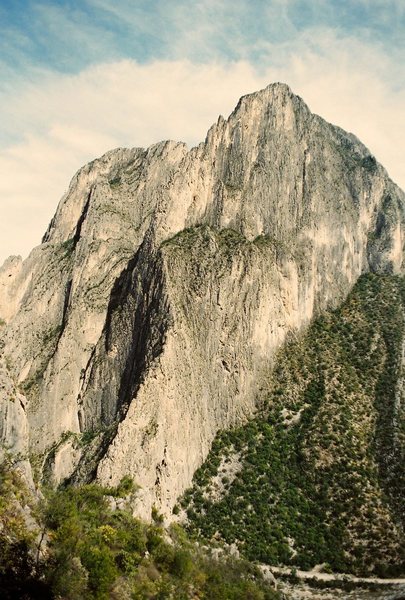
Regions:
[[1, 0, 404, 264]]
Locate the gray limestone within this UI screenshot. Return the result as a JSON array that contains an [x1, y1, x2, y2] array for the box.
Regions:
[[1, 83, 404, 517]]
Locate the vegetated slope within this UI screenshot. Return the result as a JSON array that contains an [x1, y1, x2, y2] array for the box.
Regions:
[[183, 274, 405, 576]]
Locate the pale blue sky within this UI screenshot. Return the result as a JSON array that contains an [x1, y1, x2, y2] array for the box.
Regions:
[[1, 0, 404, 262], [1, 1, 404, 75]]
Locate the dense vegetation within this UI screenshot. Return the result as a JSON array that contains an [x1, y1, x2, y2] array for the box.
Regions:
[[0, 459, 53, 599], [183, 274, 405, 577], [0, 460, 279, 599]]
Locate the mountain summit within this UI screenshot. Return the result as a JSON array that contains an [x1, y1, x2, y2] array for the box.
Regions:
[[0, 84, 404, 574]]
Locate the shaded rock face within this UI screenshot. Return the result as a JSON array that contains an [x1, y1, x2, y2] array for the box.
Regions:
[[1, 83, 404, 518]]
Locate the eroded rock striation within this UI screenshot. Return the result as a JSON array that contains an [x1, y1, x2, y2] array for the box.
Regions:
[[1, 83, 404, 520]]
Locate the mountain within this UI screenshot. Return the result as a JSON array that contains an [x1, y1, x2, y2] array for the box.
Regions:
[[0, 83, 404, 576]]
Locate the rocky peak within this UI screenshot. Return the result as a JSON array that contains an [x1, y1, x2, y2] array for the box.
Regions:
[[0, 83, 404, 519]]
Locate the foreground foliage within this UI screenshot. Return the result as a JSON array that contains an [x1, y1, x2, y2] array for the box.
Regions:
[[0, 465, 279, 599], [183, 274, 405, 577], [0, 459, 53, 599]]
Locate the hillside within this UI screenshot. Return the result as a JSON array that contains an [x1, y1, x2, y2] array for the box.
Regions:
[[183, 273, 405, 576]]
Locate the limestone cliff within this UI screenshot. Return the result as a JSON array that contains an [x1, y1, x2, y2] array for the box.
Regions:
[[0, 83, 404, 520]]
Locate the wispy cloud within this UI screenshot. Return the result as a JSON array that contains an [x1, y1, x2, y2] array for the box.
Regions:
[[2, 0, 404, 75]]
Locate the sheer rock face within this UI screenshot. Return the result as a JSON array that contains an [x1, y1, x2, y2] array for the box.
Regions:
[[0, 83, 404, 517]]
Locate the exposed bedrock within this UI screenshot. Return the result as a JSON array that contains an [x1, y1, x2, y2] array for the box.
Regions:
[[0, 83, 404, 516]]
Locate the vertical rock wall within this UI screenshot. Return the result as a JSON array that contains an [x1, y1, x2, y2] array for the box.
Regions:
[[0, 83, 404, 515]]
